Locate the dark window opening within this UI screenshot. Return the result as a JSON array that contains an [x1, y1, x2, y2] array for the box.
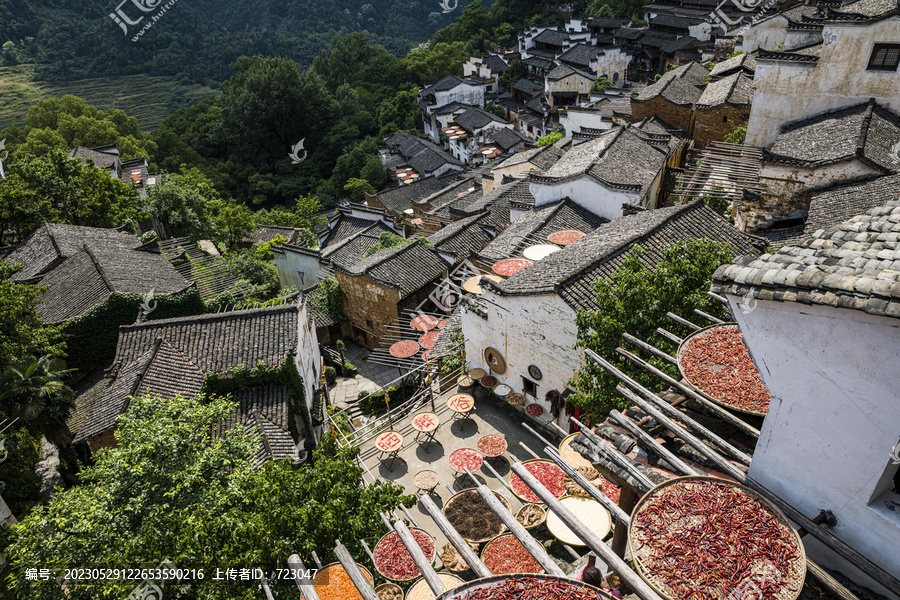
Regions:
[[522, 377, 538, 397], [366, 319, 373, 328], [867, 43, 900, 71], [723, 115, 728, 123]]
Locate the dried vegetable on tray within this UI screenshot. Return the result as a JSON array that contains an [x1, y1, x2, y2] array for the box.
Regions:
[[481, 534, 544, 575], [510, 459, 566, 503], [311, 563, 373, 600], [630, 478, 805, 600], [373, 529, 436, 581], [438, 576, 608, 600]]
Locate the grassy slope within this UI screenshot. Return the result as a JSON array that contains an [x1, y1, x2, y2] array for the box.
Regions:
[[0, 65, 217, 131]]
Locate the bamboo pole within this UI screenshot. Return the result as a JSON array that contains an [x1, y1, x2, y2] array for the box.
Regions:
[[666, 312, 701, 331], [540, 445, 631, 525], [287, 554, 320, 600], [333, 540, 380, 600], [392, 520, 444, 595], [622, 332, 678, 365], [419, 494, 492, 578], [570, 417, 656, 490], [608, 410, 701, 476]]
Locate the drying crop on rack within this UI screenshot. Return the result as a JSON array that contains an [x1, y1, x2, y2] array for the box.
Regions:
[[311, 563, 374, 600], [476, 435, 507, 457], [373, 529, 436, 581], [481, 534, 544, 575], [510, 460, 566, 503], [443, 489, 509, 542], [525, 403, 544, 417], [449, 448, 484, 473], [630, 478, 804, 600], [446, 576, 608, 599], [679, 325, 771, 414]]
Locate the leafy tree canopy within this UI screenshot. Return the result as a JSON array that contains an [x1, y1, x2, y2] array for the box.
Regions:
[[0, 263, 64, 370], [571, 239, 734, 420], [537, 132, 563, 147], [362, 231, 412, 258], [3, 394, 412, 599], [591, 76, 617, 94]]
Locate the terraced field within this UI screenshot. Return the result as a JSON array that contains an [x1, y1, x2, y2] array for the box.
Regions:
[[0, 65, 217, 131]]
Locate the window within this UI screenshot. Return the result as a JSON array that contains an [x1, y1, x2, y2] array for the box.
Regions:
[[613, 72, 619, 82], [723, 115, 728, 123], [295, 269, 305, 285], [522, 377, 538, 397], [366, 319, 373, 328], [867, 43, 900, 71]]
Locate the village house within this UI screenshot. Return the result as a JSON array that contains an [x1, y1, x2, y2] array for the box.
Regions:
[[545, 64, 595, 107], [462, 201, 766, 431], [590, 47, 633, 85], [462, 54, 510, 93], [559, 95, 632, 136], [366, 174, 454, 219], [556, 43, 605, 74], [445, 108, 515, 164], [67, 144, 158, 199], [418, 76, 487, 143], [527, 126, 669, 220], [333, 240, 449, 349], [70, 300, 322, 459], [483, 141, 567, 194], [428, 210, 497, 266], [382, 132, 464, 183], [422, 177, 521, 231], [630, 61, 708, 131], [411, 179, 481, 232], [689, 70, 753, 147], [242, 225, 308, 248], [521, 55, 557, 81], [745, 0, 900, 149], [739, 3, 822, 53], [711, 198, 900, 591]]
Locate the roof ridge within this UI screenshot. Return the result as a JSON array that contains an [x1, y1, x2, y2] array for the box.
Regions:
[[43, 222, 63, 257], [119, 301, 297, 331], [120, 337, 164, 416], [82, 244, 114, 293], [855, 98, 876, 156]]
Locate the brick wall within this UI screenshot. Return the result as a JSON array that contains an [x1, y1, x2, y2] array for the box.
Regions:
[[334, 271, 401, 349], [691, 105, 749, 148], [87, 429, 118, 453], [631, 97, 692, 132]]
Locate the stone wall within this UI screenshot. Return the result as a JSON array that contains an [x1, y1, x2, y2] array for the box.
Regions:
[[631, 97, 692, 131], [691, 104, 749, 148], [334, 271, 401, 349]]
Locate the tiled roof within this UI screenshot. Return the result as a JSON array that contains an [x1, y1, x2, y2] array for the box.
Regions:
[[219, 386, 296, 465], [429, 212, 495, 262], [650, 14, 705, 28], [429, 310, 461, 360], [476, 198, 610, 263], [482, 54, 510, 73], [634, 67, 705, 105], [695, 71, 753, 108], [557, 44, 604, 68], [746, 2, 818, 26], [373, 176, 449, 214], [483, 126, 530, 151], [114, 303, 300, 375], [4, 223, 140, 282], [303, 284, 345, 327], [491, 201, 766, 311], [661, 36, 697, 54], [633, 115, 681, 136], [765, 100, 900, 172], [711, 198, 900, 319], [588, 17, 631, 28], [36, 245, 191, 324], [635, 32, 680, 50], [533, 28, 570, 46], [322, 213, 387, 247], [522, 56, 556, 70], [533, 127, 667, 197], [336, 241, 448, 298], [414, 179, 479, 209], [512, 78, 544, 94], [832, 0, 898, 19], [708, 52, 757, 79], [421, 75, 469, 95], [393, 134, 464, 176], [246, 225, 302, 245], [455, 108, 509, 132], [525, 94, 549, 114], [68, 146, 120, 170], [321, 220, 397, 271], [548, 63, 595, 81]]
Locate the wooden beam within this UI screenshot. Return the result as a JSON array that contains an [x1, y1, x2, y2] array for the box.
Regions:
[[419, 494, 492, 578], [615, 344, 760, 439], [509, 459, 665, 600], [541, 446, 632, 525], [656, 327, 683, 345], [707, 291, 729, 305], [570, 417, 656, 490], [610, 486, 638, 559], [622, 332, 678, 365], [666, 312, 701, 331], [744, 478, 900, 597], [614, 348, 753, 465], [287, 554, 320, 600], [393, 519, 444, 595], [400, 504, 421, 529], [469, 476, 566, 577], [608, 409, 701, 477], [693, 309, 724, 324], [333, 540, 380, 600]]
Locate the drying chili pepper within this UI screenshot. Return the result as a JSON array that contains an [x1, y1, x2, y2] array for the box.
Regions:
[[510, 460, 566, 503], [525, 403, 545, 417], [449, 448, 484, 473], [459, 576, 605, 599], [481, 534, 544, 575], [477, 435, 507, 457], [373, 529, 435, 581]]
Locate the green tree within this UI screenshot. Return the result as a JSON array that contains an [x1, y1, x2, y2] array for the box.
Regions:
[[724, 124, 747, 145], [147, 175, 218, 240], [571, 239, 734, 419], [498, 59, 527, 91], [0, 429, 42, 516], [214, 200, 255, 251], [362, 231, 412, 258], [405, 41, 469, 85], [537, 132, 563, 147], [0, 263, 65, 370], [359, 156, 387, 189], [344, 177, 376, 202], [0, 355, 75, 448], [3, 393, 412, 599], [591, 76, 617, 94]]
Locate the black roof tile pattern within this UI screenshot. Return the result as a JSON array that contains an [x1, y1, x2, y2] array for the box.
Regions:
[[650, 14, 706, 28], [68, 146, 120, 170], [323, 213, 387, 247], [634, 64, 706, 105], [421, 75, 470, 95], [589, 17, 631, 28], [522, 56, 556, 70], [832, 0, 898, 20], [476, 198, 610, 263], [320, 220, 397, 271], [245, 225, 302, 245], [303, 284, 345, 328], [548, 63, 595, 82], [696, 71, 753, 108], [429, 310, 461, 360], [429, 212, 495, 262], [488, 201, 766, 311], [482, 54, 510, 73], [512, 78, 544, 94], [711, 197, 900, 319], [36, 245, 191, 324], [557, 44, 605, 68], [414, 179, 480, 210], [336, 241, 449, 298], [532, 127, 667, 197], [483, 126, 530, 151], [219, 386, 296, 465], [765, 100, 900, 172], [533, 28, 570, 46], [5, 223, 141, 282], [391, 134, 464, 176], [455, 108, 509, 132], [373, 176, 450, 214], [661, 36, 698, 53]]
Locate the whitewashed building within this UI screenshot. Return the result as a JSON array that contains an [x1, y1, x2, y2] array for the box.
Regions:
[[419, 76, 487, 142]]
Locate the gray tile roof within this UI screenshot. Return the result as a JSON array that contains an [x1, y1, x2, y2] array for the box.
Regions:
[[429, 310, 461, 360], [765, 100, 900, 172], [414, 179, 480, 209], [36, 245, 191, 324], [522, 56, 556, 70], [67, 146, 120, 170], [557, 44, 605, 68], [588, 17, 631, 28], [220, 386, 296, 465], [711, 197, 900, 319], [336, 241, 449, 298], [323, 213, 386, 247], [321, 220, 397, 271], [483, 126, 530, 151], [421, 75, 469, 95], [634, 66, 705, 105], [512, 78, 544, 94], [482, 54, 510, 73], [833, 0, 898, 19], [303, 283, 345, 328], [533, 28, 570, 46], [455, 108, 510, 132], [650, 14, 705, 28], [476, 198, 610, 263], [393, 134, 464, 176], [548, 63, 595, 82], [374, 176, 450, 214], [709, 52, 757, 79], [428, 211, 495, 262], [491, 201, 767, 311], [246, 225, 303, 245], [695, 71, 753, 108], [533, 127, 667, 197], [4, 223, 140, 282], [426, 179, 525, 229], [660, 36, 697, 54]]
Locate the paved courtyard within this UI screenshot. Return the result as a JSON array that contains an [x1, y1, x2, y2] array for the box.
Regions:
[[326, 342, 402, 412]]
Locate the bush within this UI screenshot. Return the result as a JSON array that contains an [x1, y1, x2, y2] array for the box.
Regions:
[[324, 366, 337, 385], [139, 230, 158, 243], [357, 380, 418, 415], [342, 362, 357, 377]]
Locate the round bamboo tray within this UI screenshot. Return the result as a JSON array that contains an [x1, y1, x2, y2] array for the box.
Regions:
[[406, 573, 465, 600], [373, 528, 437, 582], [375, 582, 404, 600], [558, 432, 597, 473], [628, 476, 806, 600], [676, 323, 768, 417], [508, 458, 567, 504], [433, 574, 616, 600], [514, 503, 546, 530], [545, 495, 611, 546], [442, 488, 511, 544], [312, 562, 374, 600], [480, 533, 544, 576]]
